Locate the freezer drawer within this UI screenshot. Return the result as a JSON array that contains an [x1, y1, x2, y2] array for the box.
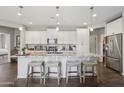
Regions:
[[106, 57, 122, 73]]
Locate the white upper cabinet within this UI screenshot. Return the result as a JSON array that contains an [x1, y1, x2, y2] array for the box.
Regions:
[[40, 31, 47, 44], [57, 31, 76, 44], [106, 18, 123, 36], [25, 31, 41, 44], [25, 29, 77, 45]]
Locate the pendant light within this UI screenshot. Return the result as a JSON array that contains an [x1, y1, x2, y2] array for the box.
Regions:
[[17, 6, 23, 16], [89, 7, 94, 32], [56, 6, 60, 31], [18, 6, 24, 31]]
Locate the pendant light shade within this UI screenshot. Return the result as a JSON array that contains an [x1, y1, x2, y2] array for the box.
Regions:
[[17, 6, 23, 16]]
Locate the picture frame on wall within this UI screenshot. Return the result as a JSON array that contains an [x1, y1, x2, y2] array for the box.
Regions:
[[16, 35, 20, 48]]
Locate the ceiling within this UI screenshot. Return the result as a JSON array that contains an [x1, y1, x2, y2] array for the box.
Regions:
[[0, 6, 124, 30]]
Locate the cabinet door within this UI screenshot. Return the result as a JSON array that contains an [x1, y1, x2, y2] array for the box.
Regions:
[[106, 18, 122, 36], [77, 29, 89, 55], [25, 31, 41, 44], [40, 31, 47, 44], [57, 31, 76, 44]]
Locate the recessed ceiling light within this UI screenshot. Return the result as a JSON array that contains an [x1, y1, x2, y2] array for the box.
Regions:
[[92, 14, 97, 17], [83, 22, 87, 25], [17, 12, 22, 16], [56, 13, 60, 17], [29, 22, 33, 25]]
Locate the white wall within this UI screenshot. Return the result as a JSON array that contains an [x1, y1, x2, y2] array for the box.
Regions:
[[90, 28, 105, 62], [0, 34, 5, 48], [76, 29, 89, 55], [0, 26, 15, 50]]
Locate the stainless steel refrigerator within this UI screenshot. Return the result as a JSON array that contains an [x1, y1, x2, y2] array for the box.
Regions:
[[105, 33, 122, 73]]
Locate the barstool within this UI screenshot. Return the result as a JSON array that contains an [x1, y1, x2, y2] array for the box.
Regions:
[[26, 61, 44, 86], [82, 56, 99, 83], [44, 61, 61, 85], [66, 56, 82, 84]]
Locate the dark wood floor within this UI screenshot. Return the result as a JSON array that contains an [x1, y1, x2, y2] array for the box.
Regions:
[[0, 62, 124, 87]]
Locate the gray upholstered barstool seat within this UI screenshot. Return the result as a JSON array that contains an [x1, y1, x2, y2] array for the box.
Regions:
[[81, 56, 99, 83], [44, 61, 61, 85], [26, 61, 44, 85], [66, 57, 82, 84]]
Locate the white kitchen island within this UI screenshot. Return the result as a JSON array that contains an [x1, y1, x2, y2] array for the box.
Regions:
[[17, 54, 98, 78]]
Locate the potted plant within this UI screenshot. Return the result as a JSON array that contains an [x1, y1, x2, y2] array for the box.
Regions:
[[21, 47, 26, 55]]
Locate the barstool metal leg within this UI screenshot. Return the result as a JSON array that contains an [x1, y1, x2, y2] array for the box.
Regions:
[[44, 66, 46, 85], [31, 66, 33, 78], [92, 65, 95, 76], [79, 65, 82, 83], [83, 65, 85, 83], [77, 66, 79, 76], [57, 65, 60, 85], [48, 67, 50, 78], [40, 65, 42, 84], [66, 65, 68, 84], [26, 64, 30, 85]]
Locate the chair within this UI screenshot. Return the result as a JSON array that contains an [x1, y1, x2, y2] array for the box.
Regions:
[[43, 59, 61, 85], [81, 56, 99, 83], [26, 61, 44, 86], [66, 56, 82, 84]]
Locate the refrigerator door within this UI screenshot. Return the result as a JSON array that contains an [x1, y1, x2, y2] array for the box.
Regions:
[[106, 33, 122, 73], [107, 34, 122, 59]]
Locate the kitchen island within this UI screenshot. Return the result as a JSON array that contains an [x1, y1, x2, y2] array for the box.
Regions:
[[17, 54, 98, 78]]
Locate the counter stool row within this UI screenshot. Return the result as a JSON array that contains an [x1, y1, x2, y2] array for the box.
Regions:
[[26, 60, 61, 86], [26, 56, 99, 86]]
